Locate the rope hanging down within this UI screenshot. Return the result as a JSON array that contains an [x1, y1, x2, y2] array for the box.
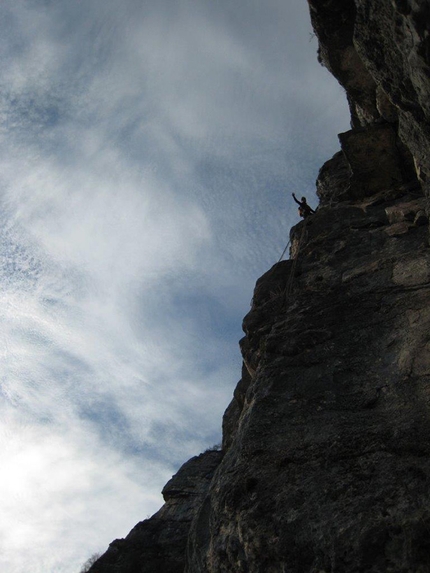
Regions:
[[285, 223, 307, 298], [277, 239, 291, 263]]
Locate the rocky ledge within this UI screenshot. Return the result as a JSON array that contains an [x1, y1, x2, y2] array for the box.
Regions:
[[89, 1, 430, 572]]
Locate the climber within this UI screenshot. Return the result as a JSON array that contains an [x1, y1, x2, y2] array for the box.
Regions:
[[292, 193, 315, 219]]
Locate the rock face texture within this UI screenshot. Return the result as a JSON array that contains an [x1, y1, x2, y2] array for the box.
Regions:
[[89, 1, 430, 572]]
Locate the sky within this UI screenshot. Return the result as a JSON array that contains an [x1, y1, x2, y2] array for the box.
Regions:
[[0, 1, 350, 572]]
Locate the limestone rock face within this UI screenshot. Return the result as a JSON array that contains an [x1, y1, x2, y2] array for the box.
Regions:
[[190, 188, 430, 572], [89, 1, 430, 572]]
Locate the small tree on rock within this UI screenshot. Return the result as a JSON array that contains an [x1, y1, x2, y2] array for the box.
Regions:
[[79, 552, 101, 573]]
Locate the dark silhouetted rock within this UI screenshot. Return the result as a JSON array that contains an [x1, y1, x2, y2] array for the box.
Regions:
[[87, 452, 222, 573]]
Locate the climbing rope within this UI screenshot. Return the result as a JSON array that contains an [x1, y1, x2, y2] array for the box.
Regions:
[[277, 238, 291, 263], [285, 223, 307, 298]]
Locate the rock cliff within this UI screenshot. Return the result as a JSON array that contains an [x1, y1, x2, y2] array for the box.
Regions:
[[89, 1, 430, 571]]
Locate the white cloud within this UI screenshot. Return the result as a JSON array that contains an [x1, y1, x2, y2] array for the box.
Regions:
[[0, 413, 168, 573]]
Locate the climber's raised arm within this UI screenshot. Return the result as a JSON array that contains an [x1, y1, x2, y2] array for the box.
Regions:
[[292, 193, 301, 206]]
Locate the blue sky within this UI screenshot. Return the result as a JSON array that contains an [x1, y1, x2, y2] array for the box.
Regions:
[[0, 1, 350, 571]]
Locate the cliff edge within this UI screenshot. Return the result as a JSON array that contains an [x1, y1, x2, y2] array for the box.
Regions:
[[89, 1, 430, 571]]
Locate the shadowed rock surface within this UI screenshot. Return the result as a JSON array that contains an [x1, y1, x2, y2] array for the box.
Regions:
[[89, 1, 430, 571], [88, 452, 222, 573]]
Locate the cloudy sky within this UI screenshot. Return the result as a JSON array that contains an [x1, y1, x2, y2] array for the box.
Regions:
[[0, 1, 350, 571]]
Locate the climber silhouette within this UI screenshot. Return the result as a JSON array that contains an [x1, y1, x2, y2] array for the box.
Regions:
[[292, 193, 315, 219]]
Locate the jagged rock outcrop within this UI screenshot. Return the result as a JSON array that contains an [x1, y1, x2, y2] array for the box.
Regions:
[[88, 452, 222, 573], [89, 1, 430, 572], [308, 0, 430, 189]]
